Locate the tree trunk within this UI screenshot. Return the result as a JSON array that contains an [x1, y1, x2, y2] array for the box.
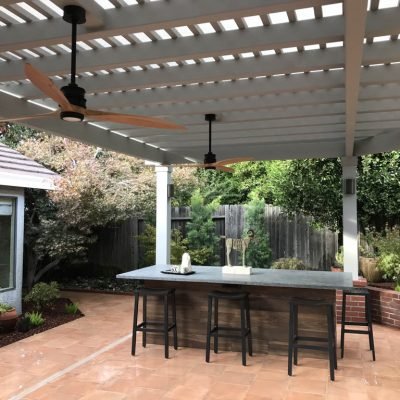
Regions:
[[33, 259, 61, 283], [25, 246, 38, 291]]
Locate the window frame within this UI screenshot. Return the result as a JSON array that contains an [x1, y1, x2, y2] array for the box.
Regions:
[[0, 196, 16, 293]]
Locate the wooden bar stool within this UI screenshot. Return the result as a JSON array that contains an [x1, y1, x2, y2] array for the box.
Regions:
[[206, 291, 252, 366], [288, 298, 337, 381], [340, 288, 376, 361], [132, 287, 177, 359]]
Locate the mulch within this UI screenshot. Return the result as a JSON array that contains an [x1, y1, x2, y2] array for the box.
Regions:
[[0, 298, 84, 349]]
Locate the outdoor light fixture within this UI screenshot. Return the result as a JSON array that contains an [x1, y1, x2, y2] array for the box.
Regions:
[[167, 183, 175, 198], [60, 110, 84, 122], [342, 178, 356, 195]]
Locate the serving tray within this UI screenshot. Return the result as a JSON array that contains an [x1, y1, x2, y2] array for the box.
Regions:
[[161, 269, 196, 276]]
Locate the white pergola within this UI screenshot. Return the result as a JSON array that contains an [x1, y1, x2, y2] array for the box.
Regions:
[[1, 0, 399, 278]]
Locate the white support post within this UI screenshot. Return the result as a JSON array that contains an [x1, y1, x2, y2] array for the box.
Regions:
[[155, 165, 172, 265], [341, 157, 358, 280]]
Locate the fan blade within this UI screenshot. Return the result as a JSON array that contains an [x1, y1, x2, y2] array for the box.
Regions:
[[84, 109, 185, 130], [0, 111, 58, 123], [179, 163, 207, 168], [215, 157, 254, 166], [216, 165, 234, 173], [25, 64, 72, 111]]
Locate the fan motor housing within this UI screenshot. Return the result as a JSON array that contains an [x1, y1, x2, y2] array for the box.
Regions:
[[204, 151, 216, 169], [63, 5, 86, 24], [61, 84, 87, 108]]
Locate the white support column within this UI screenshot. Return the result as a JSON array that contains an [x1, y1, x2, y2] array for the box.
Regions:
[[155, 165, 172, 265], [341, 157, 358, 280]]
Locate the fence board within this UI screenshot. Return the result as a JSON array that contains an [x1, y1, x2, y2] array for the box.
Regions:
[[89, 204, 338, 271]]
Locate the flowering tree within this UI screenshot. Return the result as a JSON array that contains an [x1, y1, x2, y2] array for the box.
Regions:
[[1, 124, 198, 288]]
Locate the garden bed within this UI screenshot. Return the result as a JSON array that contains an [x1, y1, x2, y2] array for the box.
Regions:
[[0, 298, 83, 348], [58, 276, 137, 294]]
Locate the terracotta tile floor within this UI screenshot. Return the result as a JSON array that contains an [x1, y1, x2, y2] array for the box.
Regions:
[[1, 291, 399, 400]]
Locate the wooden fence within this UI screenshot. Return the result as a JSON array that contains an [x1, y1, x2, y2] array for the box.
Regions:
[[88, 204, 338, 271]]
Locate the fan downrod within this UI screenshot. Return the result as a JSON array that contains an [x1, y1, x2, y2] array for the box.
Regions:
[[204, 114, 217, 169], [60, 5, 87, 121]]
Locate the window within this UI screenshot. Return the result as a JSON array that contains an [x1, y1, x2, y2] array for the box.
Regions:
[[0, 198, 15, 290]]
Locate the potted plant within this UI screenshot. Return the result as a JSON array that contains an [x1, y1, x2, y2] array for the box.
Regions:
[[0, 302, 18, 333], [359, 232, 382, 283]]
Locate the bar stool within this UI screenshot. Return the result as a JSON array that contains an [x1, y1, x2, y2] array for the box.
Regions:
[[206, 291, 252, 366], [288, 298, 337, 381], [340, 288, 376, 361], [132, 287, 178, 359]]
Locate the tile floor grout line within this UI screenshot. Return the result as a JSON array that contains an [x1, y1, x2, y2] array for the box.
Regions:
[[9, 333, 132, 400]]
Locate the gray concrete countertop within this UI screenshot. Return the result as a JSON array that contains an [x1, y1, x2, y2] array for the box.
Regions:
[[117, 265, 353, 290]]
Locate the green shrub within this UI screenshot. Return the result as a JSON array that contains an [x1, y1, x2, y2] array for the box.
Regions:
[[271, 258, 307, 270], [65, 302, 79, 315], [24, 281, 60, 310], [138, 226, 189, 267], [244, 196, 271, 267], [186, 190, 219, 265], [16, 316, 31, 333], [372, 226, 400, 255], [25, 311, 45, 327], [170, 229, 188, 264], [377, 253, 400, 287], [335, 246, 344, 268], [0, 303, 14, 314]]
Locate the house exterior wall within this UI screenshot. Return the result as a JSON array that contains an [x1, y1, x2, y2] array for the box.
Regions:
[[0, 186, 24, 314]]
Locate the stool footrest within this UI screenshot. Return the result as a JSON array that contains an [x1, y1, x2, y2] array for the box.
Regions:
[[294, 344, 330, 351], [343, 328, 369, 335], [211, 326, 248, 332], [136, 321, 176, 333], [294, 335, 328, 343], [343, 321, 368, 326], [210, 326, 251, 338]]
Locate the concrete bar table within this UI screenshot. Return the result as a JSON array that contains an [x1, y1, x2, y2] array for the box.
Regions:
[[118, 265, 353, 354]]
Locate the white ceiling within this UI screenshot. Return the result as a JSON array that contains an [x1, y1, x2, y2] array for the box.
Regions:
[[0, 0, 400, 164]]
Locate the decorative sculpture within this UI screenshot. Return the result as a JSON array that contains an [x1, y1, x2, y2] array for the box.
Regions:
[[225, 229, 255, 268]]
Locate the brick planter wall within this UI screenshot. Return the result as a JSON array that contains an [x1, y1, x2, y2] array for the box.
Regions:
[[336, 284, 400, 329], [369, 286, 400, 328]]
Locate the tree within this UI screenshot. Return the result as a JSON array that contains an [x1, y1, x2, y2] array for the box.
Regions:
[[186, 190, 220, 265], [171, 167, 201, 206], [17, 134, 158, 288], [358, 152, 400, 230], [196, 161, 274, 204], [267, 159, 342, 230], [244, 196, 271, 268], [266, 154, 400, 232]]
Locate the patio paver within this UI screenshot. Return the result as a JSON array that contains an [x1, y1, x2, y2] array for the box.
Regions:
[[0, 291, 399, 400]]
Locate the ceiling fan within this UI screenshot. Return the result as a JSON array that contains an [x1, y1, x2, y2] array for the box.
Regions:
[[180, 114, 253, 172], [0, 5, 184, 131]]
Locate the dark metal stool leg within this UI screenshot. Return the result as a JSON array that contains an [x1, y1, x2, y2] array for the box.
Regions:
[[206, 295, 212, 363], [245, 295, 253, 356], [240, 298, 247, 366], [327, 305, 335, 381], [171, 291, 178, 350], [164, 294, 169, 359], [214, 297, 219, 354], [331, 304, 338, 369], [142, 294, 147, 348], [366, 293, 376, 361], [340, 292, 346, 358], [131, 291, 139, 356], [288, 302, 294, 376], [293, 304, 299, 366]]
